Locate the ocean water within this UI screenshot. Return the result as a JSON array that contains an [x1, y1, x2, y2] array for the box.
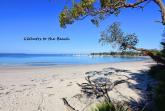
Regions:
[[0, 54, 148, 66]]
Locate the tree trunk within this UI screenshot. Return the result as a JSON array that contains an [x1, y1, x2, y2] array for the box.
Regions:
[[128, 45, 165, 64], [154, 0, 165, 25]]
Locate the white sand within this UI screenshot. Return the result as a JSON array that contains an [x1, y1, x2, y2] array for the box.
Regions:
[[0, 61, 155, 111]]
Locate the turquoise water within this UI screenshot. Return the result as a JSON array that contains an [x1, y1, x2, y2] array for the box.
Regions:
[[0, 54, 148, 66]]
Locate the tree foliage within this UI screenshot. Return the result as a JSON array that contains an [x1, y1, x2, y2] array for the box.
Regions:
[[99, 22, 139, 51], [59, 0, 165, 28], [60, 0, 96, 28]]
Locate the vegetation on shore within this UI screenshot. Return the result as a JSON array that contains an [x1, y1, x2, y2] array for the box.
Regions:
[[148, 34, 165, 111], [90, 51, 146, 57], [90, 101, 129, 111], [148, 65, 165, 111]]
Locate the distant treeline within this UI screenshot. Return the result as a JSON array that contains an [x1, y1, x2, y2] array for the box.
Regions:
[[90, 51, 146, 56]]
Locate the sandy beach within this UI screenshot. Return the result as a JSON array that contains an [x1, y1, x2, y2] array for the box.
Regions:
[[0, 60, 155, 111]]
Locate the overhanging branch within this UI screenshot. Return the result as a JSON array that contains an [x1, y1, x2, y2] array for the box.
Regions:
[[127, 45, 165, 64]]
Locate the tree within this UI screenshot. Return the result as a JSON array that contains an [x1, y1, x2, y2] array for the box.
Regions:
[[59, 0, 165, 28], [99, 22, 139, 51], [99, 22, 165, 64]]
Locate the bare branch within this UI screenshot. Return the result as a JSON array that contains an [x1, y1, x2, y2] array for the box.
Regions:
[[62, 98, 79, 111], [78, 76, 129, 104]]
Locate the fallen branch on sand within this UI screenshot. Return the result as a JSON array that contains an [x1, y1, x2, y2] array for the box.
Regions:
[[62, 98, 79, 111], [62, 76, 129, 111]]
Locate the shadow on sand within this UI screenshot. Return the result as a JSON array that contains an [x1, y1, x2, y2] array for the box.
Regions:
[[83, 67, 156, 111]]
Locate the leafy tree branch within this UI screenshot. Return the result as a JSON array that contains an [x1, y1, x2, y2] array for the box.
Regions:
[[59, 0, 165, 28]]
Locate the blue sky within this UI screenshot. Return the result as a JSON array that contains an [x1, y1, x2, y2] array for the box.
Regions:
[[0, 0, 164, 54]]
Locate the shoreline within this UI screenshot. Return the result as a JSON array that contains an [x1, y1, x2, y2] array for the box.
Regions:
[[0, 55, 150, 68], [0, 58, 152, 69], [0, 60, 155, 111]]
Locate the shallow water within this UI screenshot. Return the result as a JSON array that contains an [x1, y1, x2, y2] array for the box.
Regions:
[[0, 54, 148, 66]]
